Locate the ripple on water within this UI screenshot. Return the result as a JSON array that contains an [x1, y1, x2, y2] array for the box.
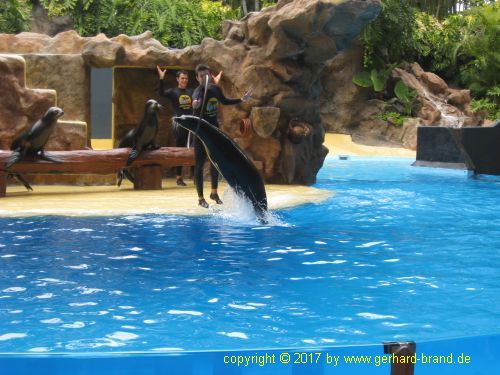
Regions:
[[0, 333, 27, 341], [77, 287, 104, 295], [228, 304, 257, 310], [61, 322, 86, 329], [69, 302, 98, 307], [218, 332, 248, 339], [302, 260, 346, 265], [28, 347, 49, 353], [65, 264, 89, 270], [357, 313, 397, 320], [2, 287, 26, 293], [106, 332, 139, 341], [41, 318, 63, 324], [35, 293, 54, 299], [65, 338, 125, 350], [167, 310, 203, 316]]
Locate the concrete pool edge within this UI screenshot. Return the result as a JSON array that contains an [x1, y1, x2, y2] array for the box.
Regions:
[[0, 334, 498, 375]]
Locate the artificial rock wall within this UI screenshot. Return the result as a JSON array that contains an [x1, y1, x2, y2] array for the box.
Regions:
[[0, 0, 381, 185]]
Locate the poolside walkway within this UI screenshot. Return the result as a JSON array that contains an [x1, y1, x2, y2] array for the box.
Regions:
[[324, 133, 416, 157], [0, 133, 414, 217], [0, 181, 332, 217]]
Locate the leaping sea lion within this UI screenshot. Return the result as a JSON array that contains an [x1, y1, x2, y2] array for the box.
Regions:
[[173, 115, 268, 223], [5, 106, 65, 191], [117, 99, 163, 186]]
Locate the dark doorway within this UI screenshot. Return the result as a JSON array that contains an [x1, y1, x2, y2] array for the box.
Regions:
[[90, 68, 113, 139]]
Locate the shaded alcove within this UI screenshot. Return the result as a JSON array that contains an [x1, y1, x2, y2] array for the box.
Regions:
[[112, 67, 197, 149], [90, 68, 113, 140]]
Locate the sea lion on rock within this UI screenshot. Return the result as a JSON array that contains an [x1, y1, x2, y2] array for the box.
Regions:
[[6, 106, 64, 191], [117, 99, 163, 186]]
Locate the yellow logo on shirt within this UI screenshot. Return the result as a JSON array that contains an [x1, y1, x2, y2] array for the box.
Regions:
[[206, 97, 219, 116], [179, 95, 192, 110]]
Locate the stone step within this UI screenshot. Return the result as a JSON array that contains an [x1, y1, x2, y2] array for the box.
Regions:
[[0, 54, 26, 86]]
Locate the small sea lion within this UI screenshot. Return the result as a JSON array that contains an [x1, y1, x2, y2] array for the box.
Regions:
[[6, 106, 64, 191], [117, 99, 163, 186]]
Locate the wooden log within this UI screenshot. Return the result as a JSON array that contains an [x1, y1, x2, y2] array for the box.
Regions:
[[0, 171, 6, 198], [0, 147, 195, 174], [132, 165, 162, 190]]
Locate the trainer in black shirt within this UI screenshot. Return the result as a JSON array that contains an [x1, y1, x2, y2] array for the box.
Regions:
[[157, 66, 193, 186]]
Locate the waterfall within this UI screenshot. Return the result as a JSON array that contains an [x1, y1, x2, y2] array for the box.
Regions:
[[421, 88, 468, 128]]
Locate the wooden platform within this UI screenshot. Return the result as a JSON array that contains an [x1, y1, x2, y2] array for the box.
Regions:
[[0, 147, 195, 197]]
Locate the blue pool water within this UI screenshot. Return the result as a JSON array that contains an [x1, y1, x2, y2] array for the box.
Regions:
[[0, 157, 499, 366]]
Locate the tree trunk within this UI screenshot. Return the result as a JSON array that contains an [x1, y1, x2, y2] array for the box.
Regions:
[[242, 0, 248, 15], [255, 0, 260, 12]]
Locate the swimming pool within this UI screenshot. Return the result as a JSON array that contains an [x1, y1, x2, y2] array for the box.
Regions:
[[1, 156, 499, 373]]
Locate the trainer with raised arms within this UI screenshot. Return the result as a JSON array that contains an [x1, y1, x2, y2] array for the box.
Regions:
[[156, 66, 193, 186], [191, 64, 252, 208]]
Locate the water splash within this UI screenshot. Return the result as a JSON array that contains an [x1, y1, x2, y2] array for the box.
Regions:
[[209, 188, 286, 226]]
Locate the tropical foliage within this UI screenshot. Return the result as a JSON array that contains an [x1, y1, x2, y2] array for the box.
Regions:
[[36, 0, 240, 48], [375, 111, 408, 127], [470, 87, 500, 120], [408, 0, 496, 19], [453, 3, 499, 98], [360, 0, 418, 68], [0, 0, 32, 34], [0, 1, 240, 48], [222, 0, 277, 15], [359, 0, 499, 119]]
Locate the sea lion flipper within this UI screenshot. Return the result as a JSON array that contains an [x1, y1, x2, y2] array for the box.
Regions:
[[117, 169, 135, 187], [5, 151, 22, 169], [38, 151, 62, 163], [117, 170, 124, 187], [14, 173, 33, 191], [126, 149, 140, 166], [123, 169, 135, 184]]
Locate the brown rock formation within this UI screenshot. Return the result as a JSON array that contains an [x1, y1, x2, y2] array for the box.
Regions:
[[0, 54, 57, 149], [24, 54, 90, 132], [393, 63, 478, 128], [250, 107, 280, 138], [320, 46, 480, 150]]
